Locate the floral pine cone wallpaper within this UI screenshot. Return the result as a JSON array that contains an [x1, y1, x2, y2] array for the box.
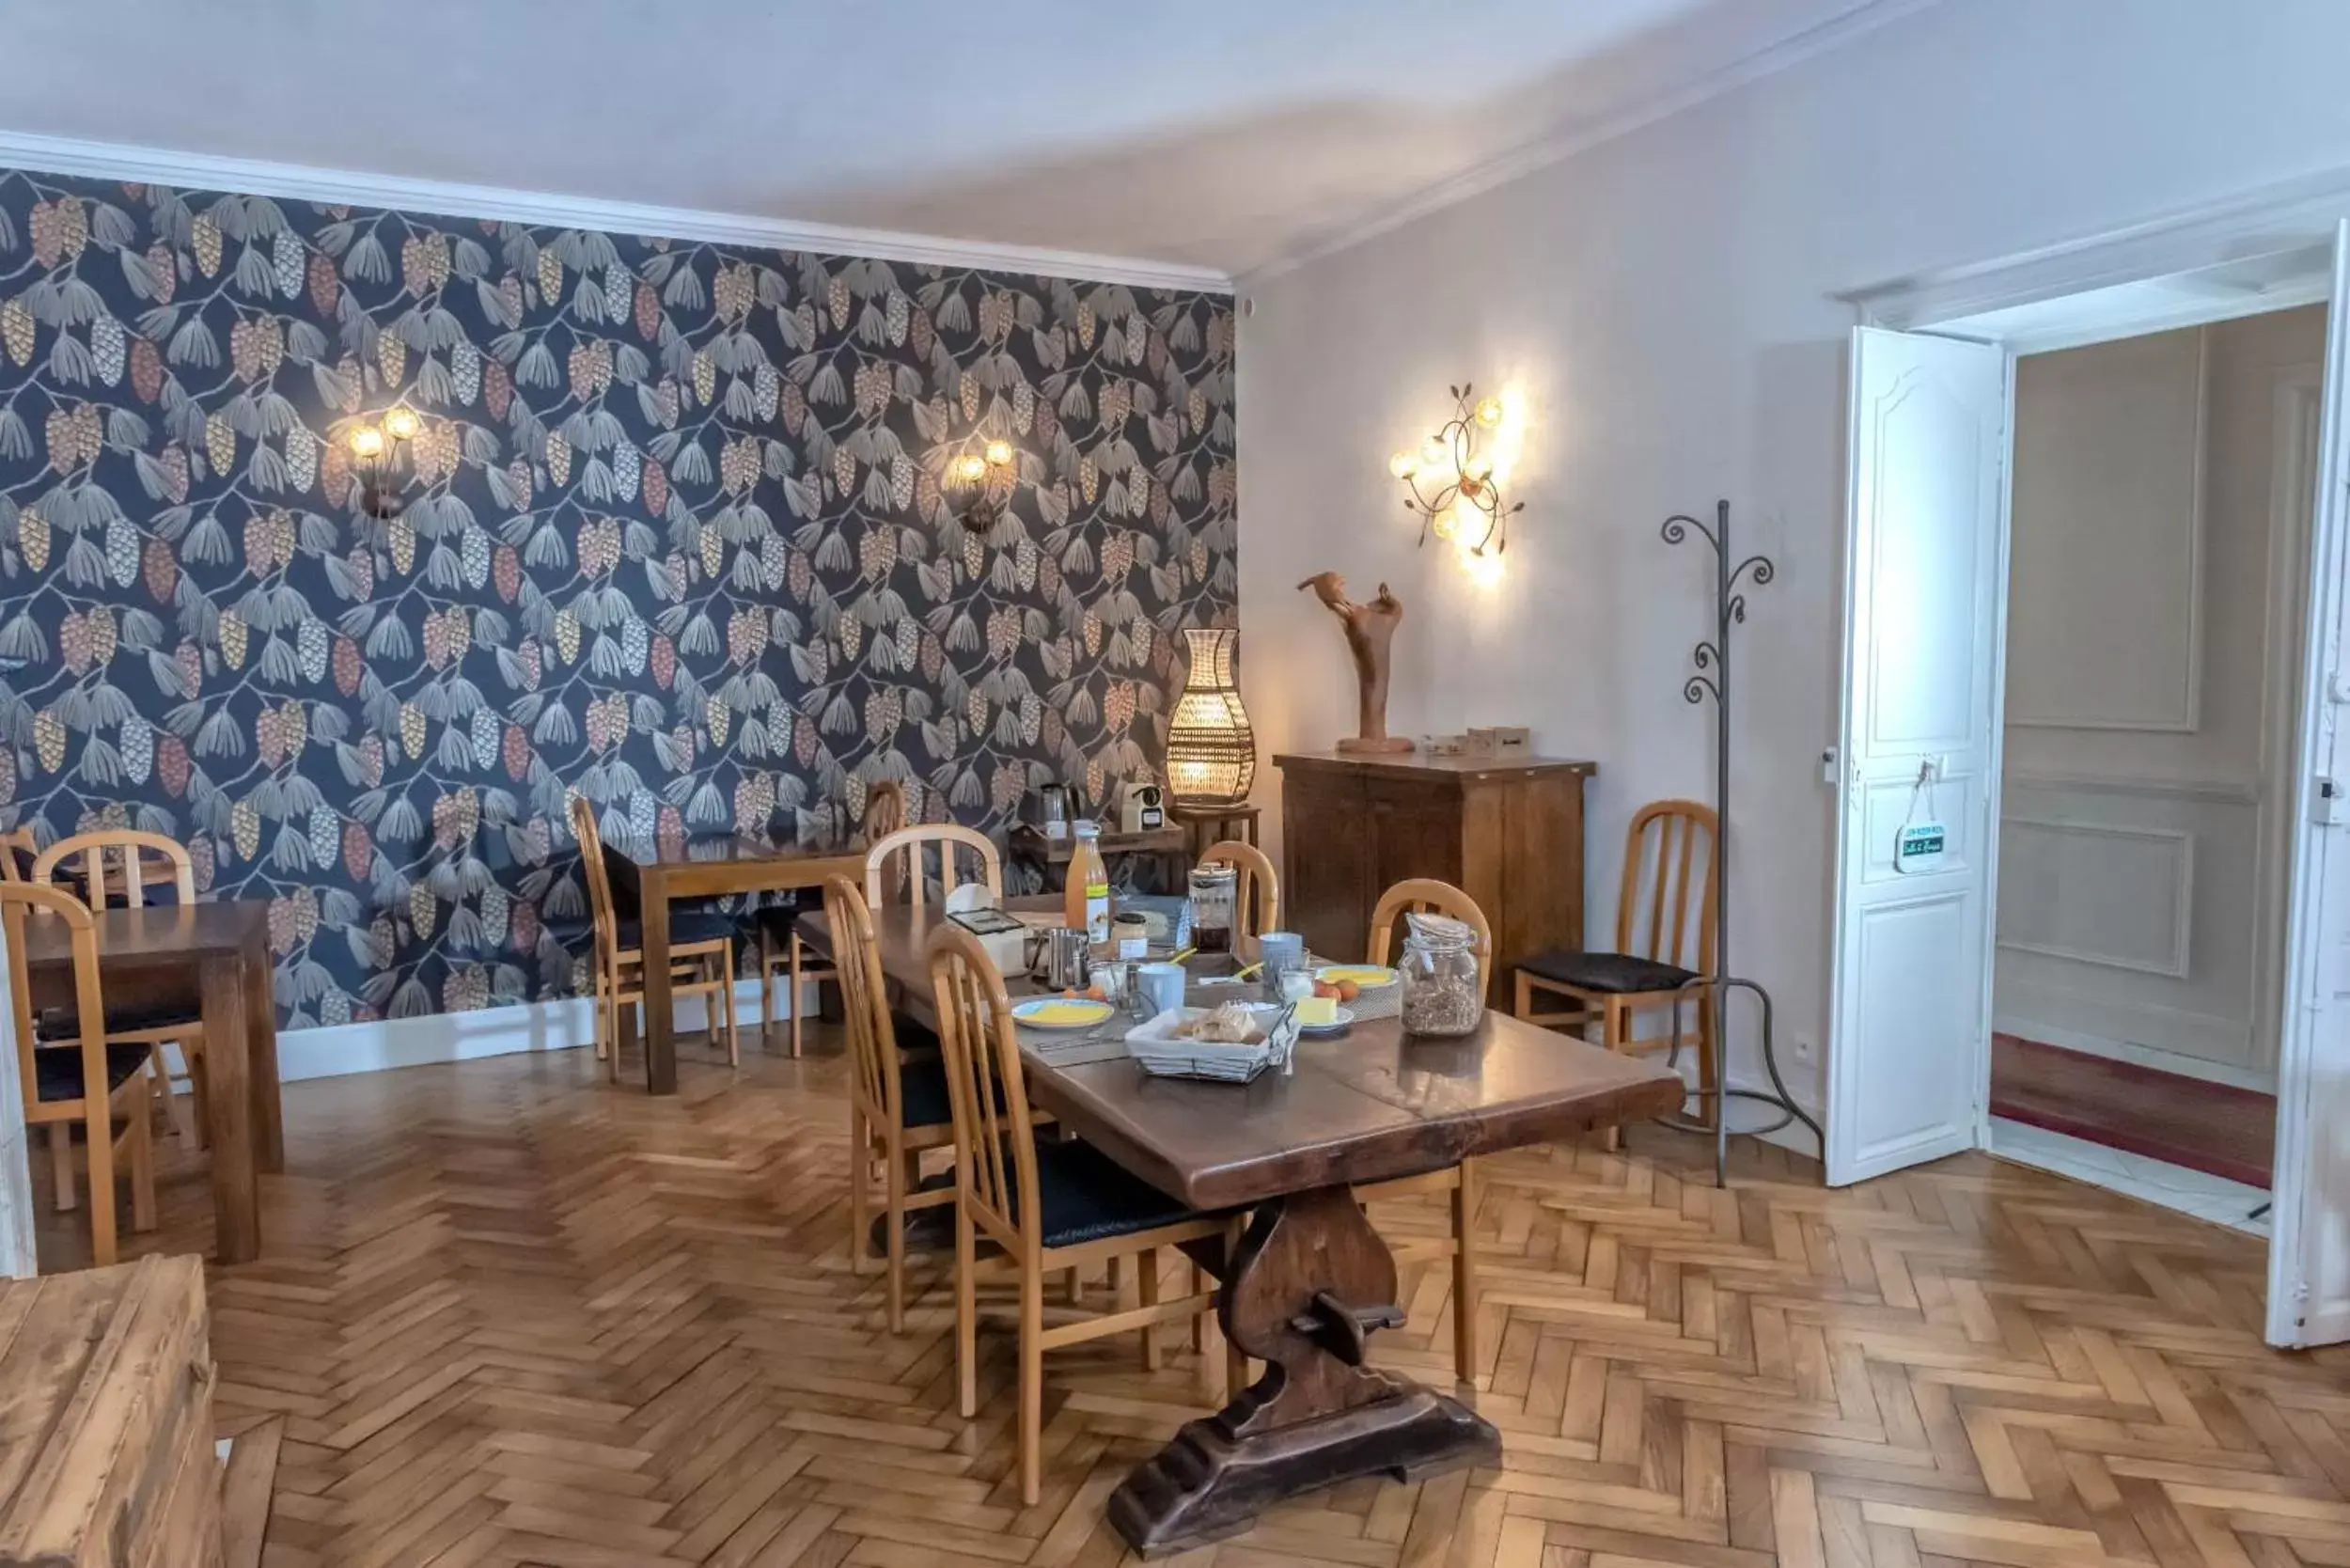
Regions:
[[0, 166, 1238, 1029]]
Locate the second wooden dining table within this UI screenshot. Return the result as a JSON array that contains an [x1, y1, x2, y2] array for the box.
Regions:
[[17, 900, 283, 1264], [798, 898, 1684, 1553], [602, 833, 868, 1093]]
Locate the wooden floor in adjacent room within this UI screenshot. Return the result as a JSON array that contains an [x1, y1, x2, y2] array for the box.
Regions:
[[39, 1027, 2349, 1568]]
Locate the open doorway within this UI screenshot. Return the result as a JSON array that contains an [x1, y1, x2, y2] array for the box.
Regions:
[[1984, 306, 2326, 1235], [1826, 213, 2350, 1346]]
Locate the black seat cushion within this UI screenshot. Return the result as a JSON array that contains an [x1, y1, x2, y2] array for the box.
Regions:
[[1018, 1137, 1205, 1248], [614, 906, 741, 950], [32, 1042, 155, 1104], [36, 999, 203, 1041], [753, 901, 809, 938], [895, 1049, 979, 1129], [1519, 949, 1699, 996]]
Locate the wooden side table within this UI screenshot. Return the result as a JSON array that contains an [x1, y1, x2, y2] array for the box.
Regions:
[[1166, 802, 1261, 865]]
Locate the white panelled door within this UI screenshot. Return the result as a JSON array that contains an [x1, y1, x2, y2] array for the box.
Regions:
[[2266, 221, 2350, 1348], [1826, 327, 2012, 1187]]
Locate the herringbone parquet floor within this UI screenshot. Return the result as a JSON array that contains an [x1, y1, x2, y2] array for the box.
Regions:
[[38, 1027, 2350, 1568]]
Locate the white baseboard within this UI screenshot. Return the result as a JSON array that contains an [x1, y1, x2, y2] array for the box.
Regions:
[[274, 977, 812, 1084], [1991, 1017, 2277, 1094], [1726, 1074, 1825, 1163], [1632, 1059, 1825, 1166]]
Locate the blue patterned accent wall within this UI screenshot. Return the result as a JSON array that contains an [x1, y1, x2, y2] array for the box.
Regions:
[[0, 168, 1237, 1028]]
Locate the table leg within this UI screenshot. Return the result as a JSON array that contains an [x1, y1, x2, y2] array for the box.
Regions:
[[640, 886, 676, 1095], [1107, 1184, 1497, 1555], [197, 953, 259, 1264], [243, 937, 284, 1173]]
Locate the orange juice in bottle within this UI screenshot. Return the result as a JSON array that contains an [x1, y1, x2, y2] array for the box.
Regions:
[[1064, 820, 1111, 943]]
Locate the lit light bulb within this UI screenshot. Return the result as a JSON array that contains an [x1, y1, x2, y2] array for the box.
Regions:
[[382, 406, 420, 442], [983, 438, 1013, 467], [1461, 451, 1492, 482], [1419, 437, 1449, 470], [953, 454, 988, 485], [1474, 396, 1504, 428], [348, 426, 385, 461], [1431, 508, 1460, 541], [1387, 450, 1417, 479]]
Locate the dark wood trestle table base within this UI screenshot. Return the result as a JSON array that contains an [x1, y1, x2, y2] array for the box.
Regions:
[[798, 900, 1684, 1554]]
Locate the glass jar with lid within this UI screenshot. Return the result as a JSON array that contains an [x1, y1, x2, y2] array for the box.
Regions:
[[1397, 912, 1484, 1036], [1187, 864, 1238, 954]]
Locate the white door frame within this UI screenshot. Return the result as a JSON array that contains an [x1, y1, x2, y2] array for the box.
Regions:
[[1837, 176, 2350, 1343]]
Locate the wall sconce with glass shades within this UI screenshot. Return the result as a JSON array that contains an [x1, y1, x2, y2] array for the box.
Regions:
[[345, 404, 422, 520], [1387, 384, 1523, 569], [946, 437, 1018, 535]]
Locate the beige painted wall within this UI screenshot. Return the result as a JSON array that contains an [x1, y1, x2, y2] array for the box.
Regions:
[[1996, 306, 2325, 1090], [1236, 0, 2350, 1118]]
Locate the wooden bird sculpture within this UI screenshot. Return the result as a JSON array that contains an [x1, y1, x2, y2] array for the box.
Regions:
[[1299, 573, 1413, 754]]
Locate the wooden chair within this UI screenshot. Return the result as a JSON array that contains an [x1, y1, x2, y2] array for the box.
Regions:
[[0, 881, 157, 1265], [865, 823, 1000, 911], [570, 797, 740, 1076], [1197, 839, 1279, 938], [826, 873, 958, 1333], [1360, 877, 1492, 1388], [762, 782, 905, 1058], [0, 827, 33, 882], [30, 832, 208, 1145], [927, 924, 1225, 1505], [1512, 800, 1718, 1146]]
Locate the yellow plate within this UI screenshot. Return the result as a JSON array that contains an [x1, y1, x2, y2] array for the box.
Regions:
[[1011, 996, 1117, 1029], [1314, 964, 1397, 988]]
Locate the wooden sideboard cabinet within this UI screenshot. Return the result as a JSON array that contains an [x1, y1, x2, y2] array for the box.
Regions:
[[1274, 752, 1595, 1004], [0, 1255, 222, 1568]]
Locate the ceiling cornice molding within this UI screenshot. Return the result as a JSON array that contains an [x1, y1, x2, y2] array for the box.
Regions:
[[1237, 0, 1940, 286], [0, 129, 1236, 295]]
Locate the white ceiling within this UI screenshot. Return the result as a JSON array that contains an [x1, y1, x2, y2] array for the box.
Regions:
[[0, 0, 1908, 279]]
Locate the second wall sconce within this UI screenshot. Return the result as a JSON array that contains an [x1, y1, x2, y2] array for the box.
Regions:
[[946, 437, 1018, 535], [347, 404, 422, 520], [1387, 383, 1523, 562]]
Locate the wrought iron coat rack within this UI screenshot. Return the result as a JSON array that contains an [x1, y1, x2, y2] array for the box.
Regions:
[[1659, 500, 1822, 1185]]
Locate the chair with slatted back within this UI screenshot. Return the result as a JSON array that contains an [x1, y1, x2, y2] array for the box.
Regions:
[[825, 873, 959, 1333], [760, 781, 905, 1058], [570, 797, 740, 1076], [1197, 839, 1279, 939], [927, 923, 1227, 1505], [1355, 877, 1493, 1388], [1, 881, 157, 1264], [1512, 800, 1718, 1147], [865, 823, 1000, 911], [30, 831, 209, 1145]]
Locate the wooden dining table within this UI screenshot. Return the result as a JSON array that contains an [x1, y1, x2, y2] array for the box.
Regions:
[[798, 899, 1684, 1553], [602, 833, 867, 1094], [18, 901, 284, 1264]]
